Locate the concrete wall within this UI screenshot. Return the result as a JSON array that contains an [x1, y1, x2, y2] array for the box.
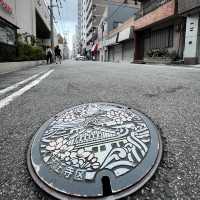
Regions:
[[184, 14, 200, 64], [35, 0, 50, 31], [1, 0, 50, 38], [16, 0, 36, 35], [178, 0, 200, 14], [135, 0, 175, 30], [1, 0, 50, 36]]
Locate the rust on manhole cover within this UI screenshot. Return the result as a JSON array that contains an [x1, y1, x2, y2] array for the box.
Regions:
[[27, 103, 162, 200]]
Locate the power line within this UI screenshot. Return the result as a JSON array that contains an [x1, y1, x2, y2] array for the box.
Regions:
[[55, 0, 65, 36], [105, 0, 138, 22], [49, 0, 65, 47]]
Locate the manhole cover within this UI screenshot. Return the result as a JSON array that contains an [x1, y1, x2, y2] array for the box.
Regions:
[[27, 103, 162, 200]]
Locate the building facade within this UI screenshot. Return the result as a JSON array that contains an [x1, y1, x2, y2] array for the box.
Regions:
[[85, 0, 200, 65], [133, 0, 185, 64], [98, 0, 140, 62], [80, 0, 107, 59], [0, 0, 56, 61], [15, 0, 51, 46], [77, 0, 82, 54], [0, 0, 18, 61], [178, 0, 200, 64], [98, 0, 200, 65]]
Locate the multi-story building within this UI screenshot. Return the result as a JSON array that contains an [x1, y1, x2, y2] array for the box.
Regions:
[[98, 0, 140, 62], [0, 0, 18, 61], [133, 0, 185, 64], [63, 38, 70, 60], [72, 33, 78, 58], [80, 0, 108, 58], [77, 0, 82, 53], [97, 0, 187, 64], [0, 0, 57, 61]]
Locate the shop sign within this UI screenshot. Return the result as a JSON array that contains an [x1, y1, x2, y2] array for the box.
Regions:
[[0, 0, 13, 14], [118, 27, 134, 42], [103, 34, 118, 47]]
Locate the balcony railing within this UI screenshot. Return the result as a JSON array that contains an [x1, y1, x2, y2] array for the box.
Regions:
[[86, 31, 93, 43], [86, 21, 93, 33], [86, 0, 92, 13], [135, 0, 171, 20], [86, 9, 93, 25]]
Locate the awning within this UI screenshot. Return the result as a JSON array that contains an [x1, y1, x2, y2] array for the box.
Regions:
[[91, 43, 98, 52], [103, 34, 118, 47], [118, 27, 134, 42], [0, 16, 19, 29]]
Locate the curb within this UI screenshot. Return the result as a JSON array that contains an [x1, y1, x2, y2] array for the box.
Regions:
[[0, 60, 46, 75]]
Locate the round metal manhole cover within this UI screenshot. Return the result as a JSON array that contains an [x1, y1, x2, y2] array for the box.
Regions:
[[27, 103, 162, 200]]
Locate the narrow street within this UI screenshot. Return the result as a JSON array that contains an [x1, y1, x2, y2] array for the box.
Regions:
[[0, 61, 200, 199]]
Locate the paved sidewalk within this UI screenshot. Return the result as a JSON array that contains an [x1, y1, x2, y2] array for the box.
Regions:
[[0, 60, 45, 75]]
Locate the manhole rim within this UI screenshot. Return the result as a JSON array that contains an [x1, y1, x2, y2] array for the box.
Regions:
[[27, 103, 163, 200]]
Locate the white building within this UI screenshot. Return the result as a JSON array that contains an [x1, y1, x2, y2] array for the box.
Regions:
[[77, 0, 82, 43], [16, 0, 52, 47], [63, 39, 70, 59], [80, 0, 107, 56], [0, 0, 58, 61]]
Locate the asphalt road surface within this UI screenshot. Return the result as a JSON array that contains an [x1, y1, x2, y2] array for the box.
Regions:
[[0, 60, 200, 200]]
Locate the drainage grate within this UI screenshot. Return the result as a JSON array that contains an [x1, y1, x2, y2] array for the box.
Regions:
[[27, 103, 162, 200]]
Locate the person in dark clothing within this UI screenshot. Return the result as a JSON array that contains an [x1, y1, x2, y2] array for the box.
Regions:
[[54, 45, 62, 64], [46, 46, 53, 64]]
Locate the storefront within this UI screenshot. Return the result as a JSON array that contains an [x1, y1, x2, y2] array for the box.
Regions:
[[122, 40, 134, 62], [108, 46, 115, 62], [0, 0, 18, 61], [106, 27, 134, 63], [102, 34, 118, 62], [0, 18, 17, 61], [118, 27, 134, 63], [114, 44, 122, 62]]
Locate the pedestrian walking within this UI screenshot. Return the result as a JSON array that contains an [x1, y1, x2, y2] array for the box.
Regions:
[[46, 46, 53, 64], [54, 45, 62, 64]]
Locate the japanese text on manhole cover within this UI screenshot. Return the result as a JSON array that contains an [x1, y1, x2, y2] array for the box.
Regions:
[[28, 103, 162, 199]]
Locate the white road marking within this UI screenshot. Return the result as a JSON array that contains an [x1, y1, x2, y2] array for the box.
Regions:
[[0, 72, 44, 95], [0, 70, 54, 110]]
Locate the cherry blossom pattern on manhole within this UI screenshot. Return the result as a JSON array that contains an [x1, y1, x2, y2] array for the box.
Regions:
[[27, 103, 162, 200]]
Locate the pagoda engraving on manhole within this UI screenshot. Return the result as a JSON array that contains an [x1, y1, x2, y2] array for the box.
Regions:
[[27, 103, 162, 200]]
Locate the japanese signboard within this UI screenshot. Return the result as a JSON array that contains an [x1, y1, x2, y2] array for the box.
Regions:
[[0, 0, 12, 14]]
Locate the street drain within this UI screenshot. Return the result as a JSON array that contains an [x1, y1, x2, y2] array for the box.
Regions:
[[27, 103, 162, 200]]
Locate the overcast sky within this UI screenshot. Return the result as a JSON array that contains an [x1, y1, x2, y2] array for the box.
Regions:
[[45, 0, 78, 50]]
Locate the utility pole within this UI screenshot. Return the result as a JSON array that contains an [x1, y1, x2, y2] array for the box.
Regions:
[[50, 0, 54, 49]]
